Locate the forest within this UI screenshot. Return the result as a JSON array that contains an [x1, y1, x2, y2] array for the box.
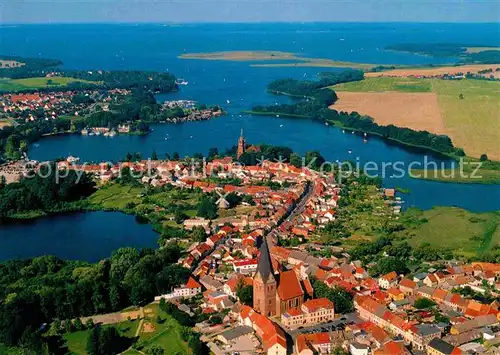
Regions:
[[0, 55, 178, 93], [0, 163, 96, 217], [251, 71, 462, 156], [386, 43, 500, 64], [0, 244, 190, 352]]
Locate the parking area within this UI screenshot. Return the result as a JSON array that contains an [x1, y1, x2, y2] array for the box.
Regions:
[[289, 313, 362, 337]]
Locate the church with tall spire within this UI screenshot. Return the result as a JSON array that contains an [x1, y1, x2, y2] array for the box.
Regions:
[[253, 236, 312, 317], [236, 129, 261, 160], [237, 128, 246, 159], [253, 237, 277, 316]]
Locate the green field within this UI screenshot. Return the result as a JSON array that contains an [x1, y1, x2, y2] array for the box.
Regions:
[[332, 76, 500, 164], [334, 76, 432, 92], [431, 79, 500, 161], [396, 207, 500, 258], [411, 158, 500, 185], [0, 76, 99, 92], [64, 319, 140, 355], [64, 304, 190, 355]]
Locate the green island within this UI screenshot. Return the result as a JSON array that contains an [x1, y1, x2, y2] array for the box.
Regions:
[[179, 50, 390, 69], [385, 43, 500, 64]]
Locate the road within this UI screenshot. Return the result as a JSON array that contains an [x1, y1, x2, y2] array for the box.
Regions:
[[268, 181, 315, 241]]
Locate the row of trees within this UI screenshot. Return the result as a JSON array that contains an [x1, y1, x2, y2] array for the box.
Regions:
[[252, 71, 462, 156], [267, 69, 364, 97]]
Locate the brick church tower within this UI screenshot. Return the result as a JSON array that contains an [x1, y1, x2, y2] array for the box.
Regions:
[[237, 128, 245, 159], [253, 237, 277, 316]]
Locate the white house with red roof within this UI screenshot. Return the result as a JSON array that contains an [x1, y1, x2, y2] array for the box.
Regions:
[[232, 258, 258, 274], [281, 297, 335, 329], [154, 276, 202, 301], [378, 271, 398, 289]]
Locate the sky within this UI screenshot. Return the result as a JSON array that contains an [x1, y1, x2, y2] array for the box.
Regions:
[[1, 0, 499, 24]]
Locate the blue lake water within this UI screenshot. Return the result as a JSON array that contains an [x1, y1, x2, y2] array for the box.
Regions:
[[0, 212, 159, 261], [0, 23, 499, 261]]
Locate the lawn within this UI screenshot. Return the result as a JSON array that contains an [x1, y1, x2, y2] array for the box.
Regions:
[[431, 79, 500, 160], [334, 77, 432, 92], [0, 76, 100, 92], [137, 304, 190, 354], [64, 319, 140, 355], [64, 303, 190, 354], [88, 184, 145, 210], [396, 207, 500, 258]]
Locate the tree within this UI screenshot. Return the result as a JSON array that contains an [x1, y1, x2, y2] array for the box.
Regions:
[[207, 147, 219, 160], [459, 93, 464, 100], [311, 278, 354, 313], [172, 152, 180, 160], [414, 298, 436, 309], [373, 257, 409, 276], [197, 197, 217, 219], [73, 318, 84, 331], [0, 175, 5, 190], [236, 280, 253, 306], [151, 150, 158, 161], [85, 318, 95, 329], [209, 315, 222, 325], [86, 326, 129, 355], [191, 226, 207, 243], [480, 153, 489, 161]]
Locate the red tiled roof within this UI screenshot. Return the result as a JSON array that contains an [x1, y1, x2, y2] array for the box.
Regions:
[[277, 270, 304, 301], [303, 278, 314, 296], [388, 287, 404, 297], [185, 276, 202, 289], [302, 298, 334, 313], [296, 333, 330, 353], [381, 271, 398, 282], [399, 278, 417, 290]]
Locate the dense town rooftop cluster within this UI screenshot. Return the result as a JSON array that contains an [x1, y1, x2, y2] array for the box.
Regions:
[[0, 89, 129, 121], [95, 155, 500, 354]]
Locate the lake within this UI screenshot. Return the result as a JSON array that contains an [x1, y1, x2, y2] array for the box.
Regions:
[[0, 23, 499, 260], [0, 212, 159, 262]]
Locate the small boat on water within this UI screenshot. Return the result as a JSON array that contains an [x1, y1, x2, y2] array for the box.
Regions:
[[348, 150, 352, 154], [325, 122, 329, 126], [342, 129, 346, 133], [176, 79, 188, 85], [363, 139, 368, 143], [226, 99, 231, 104], [280, 124, 283, 127]]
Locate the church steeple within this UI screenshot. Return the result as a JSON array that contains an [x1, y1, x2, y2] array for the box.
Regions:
[[255, 236, 274, 283], [237, 128, 246, 159], [253, 236, 277, 316]]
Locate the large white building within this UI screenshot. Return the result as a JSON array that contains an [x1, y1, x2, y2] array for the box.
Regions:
[[281, 298, 335, 329], [154, 276, 202, 301]]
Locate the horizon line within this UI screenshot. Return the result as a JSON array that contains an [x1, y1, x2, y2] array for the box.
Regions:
[[1, 20, 499, 26]]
